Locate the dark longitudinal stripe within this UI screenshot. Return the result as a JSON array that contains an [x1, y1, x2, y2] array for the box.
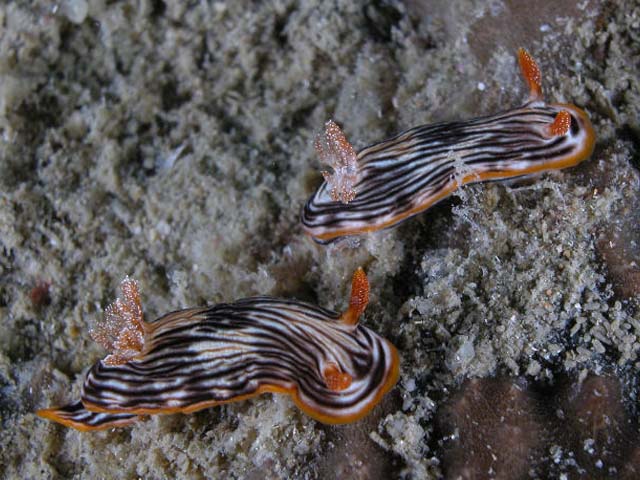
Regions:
[[302, 102, 594, 243], [40, 401, 140, 431], [75, 297, 396, 421]]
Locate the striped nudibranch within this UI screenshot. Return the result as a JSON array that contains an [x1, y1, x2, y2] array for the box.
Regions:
[[37, 270, 400, 431], [302, 49, 596, 244]]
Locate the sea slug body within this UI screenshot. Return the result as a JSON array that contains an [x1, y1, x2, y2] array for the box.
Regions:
[[301, 49, 596, 244], [37, 270, 400, 431]]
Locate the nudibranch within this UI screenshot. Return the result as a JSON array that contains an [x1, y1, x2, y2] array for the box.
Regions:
[[302, 49, 596, 243], [37, 270, 400, 431]]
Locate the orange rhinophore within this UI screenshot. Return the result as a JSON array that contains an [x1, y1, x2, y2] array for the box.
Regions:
[[323, 362, 353, 392], [517, 47, 543, 100], [302, 48, 596, 244], [37, 269, 400, 430], [547, 110, 572, 137], [341, 267, 370, 326]]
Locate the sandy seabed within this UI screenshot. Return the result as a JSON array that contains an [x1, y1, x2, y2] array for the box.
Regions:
[[1, 1, 639, 478]]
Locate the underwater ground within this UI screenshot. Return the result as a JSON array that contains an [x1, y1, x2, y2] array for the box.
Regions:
[[1, 0, 639, 478]]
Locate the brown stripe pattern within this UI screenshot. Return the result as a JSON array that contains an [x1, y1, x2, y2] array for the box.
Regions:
[[38, 272, 399, 431], [302, 50, 596, 244], [38, 401, 140, 431]]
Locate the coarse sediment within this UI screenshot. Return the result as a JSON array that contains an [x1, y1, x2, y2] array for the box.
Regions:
[[1, 1, 639, 478]]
